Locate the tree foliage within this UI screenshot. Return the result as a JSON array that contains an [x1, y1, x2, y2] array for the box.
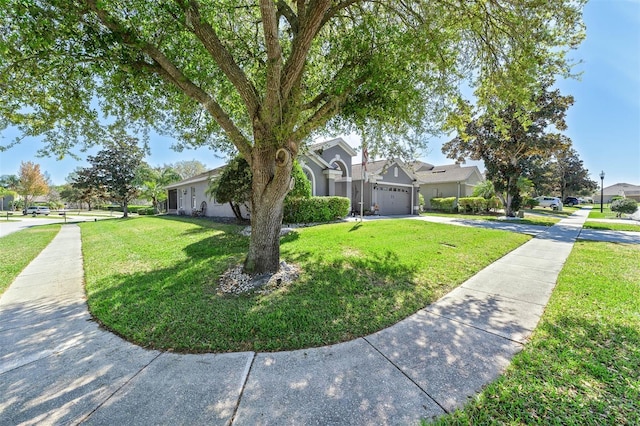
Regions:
[[16, 162, 49, 210], [170, 160, 208, 180], [77, 136, 145, 217], [1, 0, 586, 272], [443, 87, 575, 216], [610, 198, 638, 217]]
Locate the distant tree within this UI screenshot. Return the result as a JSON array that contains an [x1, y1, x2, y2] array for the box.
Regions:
[[69, 168, 107, 210], [82, 136, 145, 217], [17, 162, 49, 211], [553, 147, 598, 200], [443, 87, 574, 216], [171, 160, 208, 180]]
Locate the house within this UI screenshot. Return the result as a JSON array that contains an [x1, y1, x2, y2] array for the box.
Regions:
[[414, 163, 484, 209], [598, 183, 640, 204], [165, 167, 250, 218], [165, 137, 357, 217], [165, 137, 484, 218]]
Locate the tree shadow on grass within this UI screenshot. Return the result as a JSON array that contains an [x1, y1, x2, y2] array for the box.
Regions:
[[86, 237, 434, 353]]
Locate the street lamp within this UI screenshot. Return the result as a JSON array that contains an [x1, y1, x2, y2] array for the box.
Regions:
[[600, 170, 605, 213]]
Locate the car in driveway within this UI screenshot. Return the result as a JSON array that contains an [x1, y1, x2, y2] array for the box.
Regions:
[[535, 196, 563, 210], [563, 197, 580, 206], [24, 206, 51, 215]]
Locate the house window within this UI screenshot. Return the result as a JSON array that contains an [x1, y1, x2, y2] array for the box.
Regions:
[[394, 167, 398, 178], [191, 187, 196, 209]]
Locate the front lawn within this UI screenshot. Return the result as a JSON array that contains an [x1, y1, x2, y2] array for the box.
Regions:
[[583, 221, 640, 232], [430, 241, 640, 425], [0, 224, 61, 295], [80, 216, 530, 353], [420, 211, 559, 226]]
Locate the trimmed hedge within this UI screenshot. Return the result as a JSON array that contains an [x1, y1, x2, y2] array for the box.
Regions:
[[430, 197, 457, 212], [523, 197, 540, 209], [136, 207, 157, 215], [283, 196, 350, 224]]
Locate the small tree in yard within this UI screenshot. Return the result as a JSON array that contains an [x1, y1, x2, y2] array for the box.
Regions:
[[610, 198, 638, 218], [1, 1, 586, 273]]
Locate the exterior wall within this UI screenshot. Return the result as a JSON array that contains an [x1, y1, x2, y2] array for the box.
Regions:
[[421, 182, 463, 209], [302, 159, 327, 196], [167, 180, 249, 218]]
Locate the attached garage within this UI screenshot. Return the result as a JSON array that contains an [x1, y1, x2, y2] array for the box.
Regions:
[[375, 185, 412, 215]]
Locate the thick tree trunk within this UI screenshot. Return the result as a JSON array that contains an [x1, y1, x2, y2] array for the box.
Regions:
[[243, 145, 293, 275]]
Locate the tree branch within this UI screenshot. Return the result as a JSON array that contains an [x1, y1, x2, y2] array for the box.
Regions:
[[260, 0, 284, 125], [177, 0, 260, 119], [83, 0, 253, 160]]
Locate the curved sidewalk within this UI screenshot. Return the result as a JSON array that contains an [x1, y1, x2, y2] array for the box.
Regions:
[[0, 207, 629, 425]]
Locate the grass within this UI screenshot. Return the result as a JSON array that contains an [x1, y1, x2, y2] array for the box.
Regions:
[[80, 216, 530, 353], [0, 224, 61, 295], [429, 241, 640, 425], [588, 205, 617, 219], [583, 221, 640, 232]]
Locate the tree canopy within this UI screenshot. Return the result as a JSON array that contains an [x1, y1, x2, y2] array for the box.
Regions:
[[0, 0, 586, 272], [443, 87, 575, 216], [16, 161, 49, 210]]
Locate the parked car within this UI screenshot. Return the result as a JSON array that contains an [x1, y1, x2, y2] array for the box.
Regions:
[[535, 196, 563, 210], [24, 206, 51, 215], [563, 197, 580, 206]]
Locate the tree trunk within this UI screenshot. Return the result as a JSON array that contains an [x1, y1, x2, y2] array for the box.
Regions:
[[243, 145, 293, 275], [505, 175, 517, 217]]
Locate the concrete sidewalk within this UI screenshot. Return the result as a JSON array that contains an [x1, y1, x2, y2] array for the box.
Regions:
[[0, 207, 631, 424]]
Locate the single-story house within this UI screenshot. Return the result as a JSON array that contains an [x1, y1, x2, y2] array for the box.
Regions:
[[597, 183, 640, 204], [165, 137, 484, 218], [165, 137, 357, 217]]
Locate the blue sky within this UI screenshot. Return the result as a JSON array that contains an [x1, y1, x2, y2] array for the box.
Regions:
[[1, 0, 638, 188]]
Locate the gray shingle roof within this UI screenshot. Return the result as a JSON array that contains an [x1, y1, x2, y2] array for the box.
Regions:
[[415, 164, 480, 184]]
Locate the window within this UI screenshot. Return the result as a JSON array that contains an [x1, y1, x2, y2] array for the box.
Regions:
[[191, 187, 196, 209], [394, 167, 398, 178]]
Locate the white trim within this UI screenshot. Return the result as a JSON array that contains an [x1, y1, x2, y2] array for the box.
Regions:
[[329, 157, 350, 178], [374, 181, 415, 188]]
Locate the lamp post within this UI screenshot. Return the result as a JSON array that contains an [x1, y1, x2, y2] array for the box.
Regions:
[[599, 170, 605, 213]]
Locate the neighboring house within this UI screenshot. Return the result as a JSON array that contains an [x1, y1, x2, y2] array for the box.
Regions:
[[1, 194, 15, 211], [165, 137, 357, 218], [415, 163, 484, 209], [598, 183, 640, 204], [352, 159, 421, 215]]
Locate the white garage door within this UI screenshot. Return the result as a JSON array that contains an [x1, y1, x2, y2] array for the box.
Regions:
[[376, 186, 411, 215]]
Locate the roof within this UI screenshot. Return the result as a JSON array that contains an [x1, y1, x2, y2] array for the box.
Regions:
[[164, 166, 225, 190], [306, 137, 358, 157], [415, 163, 482, 184], [602, 183, 640, 195]]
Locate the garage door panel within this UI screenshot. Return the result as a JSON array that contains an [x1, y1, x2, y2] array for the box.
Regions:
[[376, 186, 411, 215]]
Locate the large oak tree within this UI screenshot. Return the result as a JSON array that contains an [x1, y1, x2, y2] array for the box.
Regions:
[[0, 1, 585, 273]]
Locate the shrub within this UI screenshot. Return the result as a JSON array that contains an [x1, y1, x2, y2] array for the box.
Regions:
[[430, 197, 457, 212], [610, 195, 624, 203], [283, 196, 350, 224], [523, 197, 539, 209], [457, 197, 487, 213], [137, 207, 156, 215], [610, 198, 638, 217]]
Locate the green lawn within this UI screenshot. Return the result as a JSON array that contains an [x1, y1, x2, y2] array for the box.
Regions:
[[583, 221, 640, 232], [430, 241, 640, 425], [0, 224, 61, 295], [80, 216, 530, 353], [588, 205, 618, 219]]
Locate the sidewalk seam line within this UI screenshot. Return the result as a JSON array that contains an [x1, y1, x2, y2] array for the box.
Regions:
[[77, 351, 164, 425], [229, 351, 256, 425], [362, 336, 450, 415]]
